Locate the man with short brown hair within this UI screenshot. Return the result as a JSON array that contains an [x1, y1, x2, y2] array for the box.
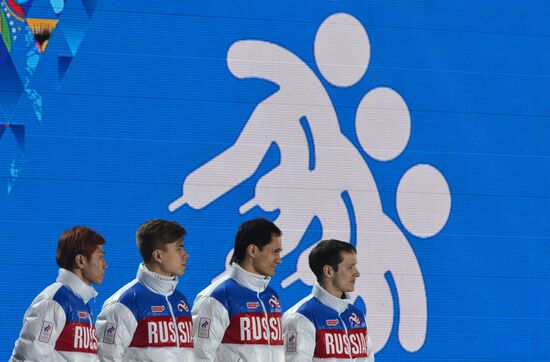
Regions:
[[10, 226, 108, 362], [283, 239, 374, 362], [96, 219, 193, 361]]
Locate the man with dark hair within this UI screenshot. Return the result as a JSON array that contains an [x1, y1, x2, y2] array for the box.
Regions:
[[192, 217, 284, 361], [11, 226, 108, 362], [283, 239, 374, 361], [96, 219, 193, 361]]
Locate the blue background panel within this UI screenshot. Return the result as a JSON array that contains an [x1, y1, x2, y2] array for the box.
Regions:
[[1, 1, 549, 360]]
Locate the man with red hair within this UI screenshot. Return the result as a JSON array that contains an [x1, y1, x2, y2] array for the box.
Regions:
[[10, 226, 108, 362]]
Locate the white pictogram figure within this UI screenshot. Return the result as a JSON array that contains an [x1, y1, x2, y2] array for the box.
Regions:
[[169, 13, 451, 354]]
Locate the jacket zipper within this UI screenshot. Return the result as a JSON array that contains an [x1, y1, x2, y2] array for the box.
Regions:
[[257, 292, 271, 347], [166, 296, 181, 348], [338, 313, 353, 361]]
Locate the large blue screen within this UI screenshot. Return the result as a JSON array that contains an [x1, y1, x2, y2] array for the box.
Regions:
[[1, 1, 549, 360]]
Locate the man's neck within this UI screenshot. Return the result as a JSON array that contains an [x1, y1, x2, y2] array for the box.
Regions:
[[320, 281, 344, 298], [144, 262, 172, 277], [237, 260, 264, 277], [70, 268, 90, 286]]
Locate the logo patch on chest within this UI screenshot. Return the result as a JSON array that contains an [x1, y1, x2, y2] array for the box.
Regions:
[[177, 299, 190, 312], [349, 312, 361, 325], [268, 295, 281, 309]]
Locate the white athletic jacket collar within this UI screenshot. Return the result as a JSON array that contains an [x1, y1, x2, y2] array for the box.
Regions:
[[56, 268, 98, 304], [229, 263, 270, 293], [312, 282, 351, 314], [137, 263, 178, 296]]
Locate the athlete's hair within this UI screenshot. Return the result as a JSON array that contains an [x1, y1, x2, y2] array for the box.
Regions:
[[56, 226, 106, 270], [136, 219, 186, 263], [230, 218, 282, 264], [309, 239, 356, 282]]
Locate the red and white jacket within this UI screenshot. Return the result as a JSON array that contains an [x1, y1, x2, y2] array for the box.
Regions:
[[96, 264, 193, 361], [10, 268, 100, 362], [283, 283, 374, 362], [192, 263, 284, 361]]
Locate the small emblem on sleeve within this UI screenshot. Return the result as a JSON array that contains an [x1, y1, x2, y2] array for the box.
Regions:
[[286, 331, 297, 353], [103, 323, 117, 344], [198, 317, 211, 338], [38, 321, 54, 343]]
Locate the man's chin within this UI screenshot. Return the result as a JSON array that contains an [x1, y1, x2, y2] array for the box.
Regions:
[[263, 270, 275, 277], [89, 275, 104, 284]]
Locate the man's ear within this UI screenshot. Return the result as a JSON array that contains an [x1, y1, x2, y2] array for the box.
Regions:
[[247, 244, 257, 259], [323, 265, 333, 279], [151, 249, 163, 264], [74, 254, 87, 269]]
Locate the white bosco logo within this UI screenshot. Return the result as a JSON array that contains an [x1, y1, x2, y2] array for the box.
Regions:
[[269, 295, 281, 309], [177, 300, 190, 312], [170, 12, 451, 353], [349, 312, 361, 326]]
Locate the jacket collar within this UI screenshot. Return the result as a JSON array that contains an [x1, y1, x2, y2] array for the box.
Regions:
[[56, 268, 98, 304], [312, 282, 351, 314], [136, 263, 178, 296], [229, 263, 271, 293]]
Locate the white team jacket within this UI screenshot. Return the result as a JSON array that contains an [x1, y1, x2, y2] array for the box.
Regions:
[[283, 283, 375, 362], [192, 263, 284, 362], [96, 264, 194, 361], [10, 268, 100, 362]]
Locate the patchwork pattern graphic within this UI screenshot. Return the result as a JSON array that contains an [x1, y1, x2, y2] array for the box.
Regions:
[[0, 0, 100, 193]]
